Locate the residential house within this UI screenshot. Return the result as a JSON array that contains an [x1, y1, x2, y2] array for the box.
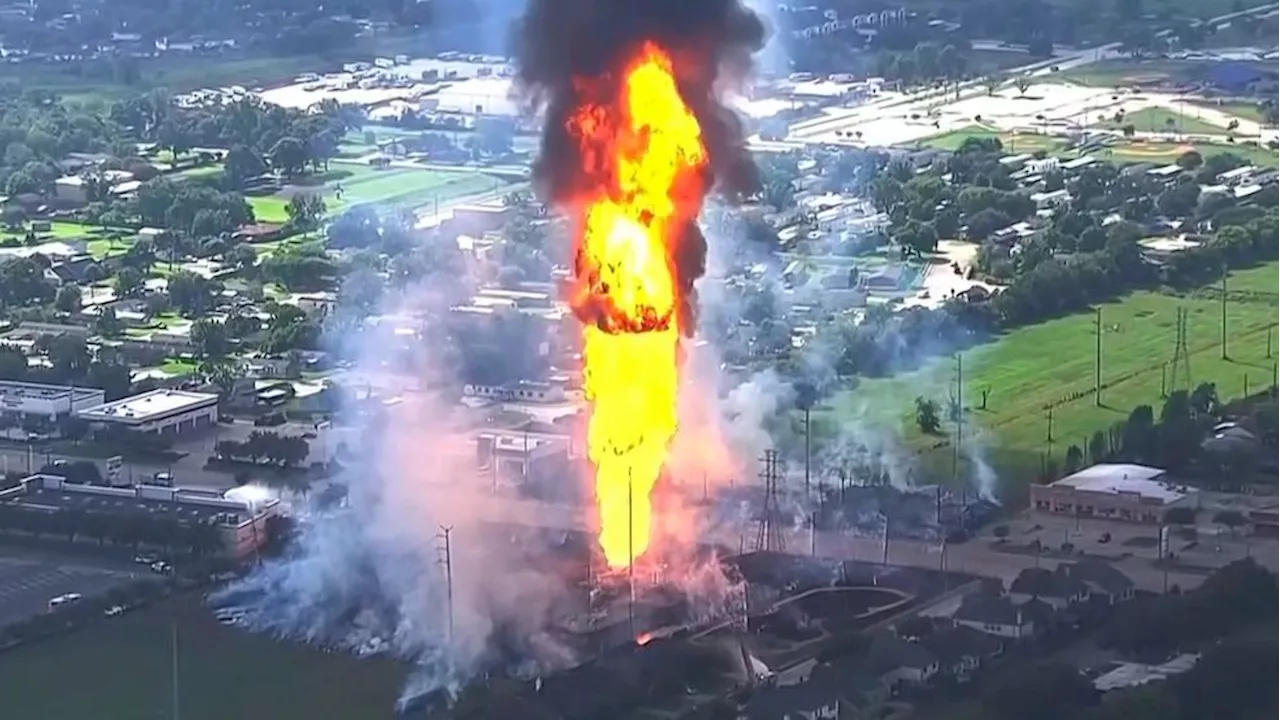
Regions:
[[742, 677, 843, 720], [951, 592, 1045, 640], [866, 632, 940, 689], [920, 625, 1006, 683], [1058, 560, 1136, 606], [1008, 567, 1090, 610], [1029, 189, 1072, 211], [808, 662, 891, 719], [43, 255, 101, 287]]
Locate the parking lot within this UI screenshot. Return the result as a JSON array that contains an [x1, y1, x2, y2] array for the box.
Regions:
[[992, 506, 1278, 575], [0, 552, 143, 626]]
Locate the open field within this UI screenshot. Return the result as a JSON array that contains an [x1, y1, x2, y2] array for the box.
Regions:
[[1105, 106, 1230, 136], [1188, 99, 1273, 125], [0, 593, 405, 720], [1059, 58, 1275, 88], [914, 126, 1279, 168], [247, 166, 508, 223], [823, 262, 1279, 498], [0, 31, 433, 103]]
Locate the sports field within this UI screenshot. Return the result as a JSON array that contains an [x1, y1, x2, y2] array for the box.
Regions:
[[824, 262, 1279, 497], [247, 165, 509, 223], [915, 127, 1278, 169], [0, 594, 405, 720], [1102, 107, 1228, 136]]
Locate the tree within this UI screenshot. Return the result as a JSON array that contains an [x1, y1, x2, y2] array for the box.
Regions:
[[1088, 430, 1109, 464], [1212, 510, 1245, 537], [268, 136, 308, 177], [94, 307, 124, 338], [285, 192, 326, 233], [114, 266, 145, 299], [166, 270, 214, 317], [46, 335, 90, 380], [54, 284, 82, 314], [224, 144, 268, 189], [1163, 507, 1196, 527], [190, 318, 229, 359], [1064, 444, 1085, 473], [915, 397, 941, 434], [982, 661, 1098, 720], [1015, 77, 1031, 95]]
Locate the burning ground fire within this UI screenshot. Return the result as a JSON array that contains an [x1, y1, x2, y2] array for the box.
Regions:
[[567, 43, 707, 570]]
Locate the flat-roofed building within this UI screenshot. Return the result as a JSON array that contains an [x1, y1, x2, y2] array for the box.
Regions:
[[1030, 463, 1197, 524], [0, 474, 277, 558], [78, 389, 218, 436], [0, 380, 105, 422]]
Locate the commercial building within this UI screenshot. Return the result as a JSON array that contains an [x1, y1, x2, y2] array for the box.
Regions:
[[475, 429, 572, 482], [0, 380, 106, 423], [77, 389, 219, 435], [1030, 463, 1197, 524], [0, 474, 278, 558]]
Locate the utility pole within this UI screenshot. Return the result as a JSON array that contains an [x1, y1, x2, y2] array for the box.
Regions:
[[803, 406, 811, 498], [437, 525, 454, 646], [810, 511, 817, 557], [1094, 307, 1103, 406], [1046, 405, 1054, 444]]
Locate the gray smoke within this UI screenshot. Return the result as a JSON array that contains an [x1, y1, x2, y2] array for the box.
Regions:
[[209, 215, 584, 710]]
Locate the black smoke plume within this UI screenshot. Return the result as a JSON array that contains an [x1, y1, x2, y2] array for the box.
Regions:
[[514, 0, 766, 335]]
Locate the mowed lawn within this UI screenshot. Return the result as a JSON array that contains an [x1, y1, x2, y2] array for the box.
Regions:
[[914, 127, 1279, 169], [0, 594, 406, 720], [824, 262, 1279, 496], [248, 166, 509, 223], [1103, 106, 1228, 136]]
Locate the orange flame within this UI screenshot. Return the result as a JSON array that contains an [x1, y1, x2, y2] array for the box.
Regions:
[[567, 42, 708, 569]]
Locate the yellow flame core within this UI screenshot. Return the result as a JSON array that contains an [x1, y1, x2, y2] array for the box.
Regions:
[[569, 44, 707, 569]]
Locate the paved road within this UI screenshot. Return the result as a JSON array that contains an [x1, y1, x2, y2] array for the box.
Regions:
[[413, 486, 1235, 592]]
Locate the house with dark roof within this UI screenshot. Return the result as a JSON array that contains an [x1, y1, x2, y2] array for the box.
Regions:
[[920, 625, 1007, 682], [866, 632, 940, 688], [1009, 566, 1090, 610], [742, 675, 843, 720], [1059, 561, 1135, 606], [952, 592, 1048, 640]]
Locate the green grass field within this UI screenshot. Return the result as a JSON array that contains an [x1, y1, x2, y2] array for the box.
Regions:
[[0, 594, 405, 720], [1059, 59, 1274, 88], [1106, 107, 1229, 136], [1188, 100, 1272, 126], [822, 262, 1279, 498], [248, 166, 509, 223], [914, 127, 1279, 169], [922, 126, 1059, 153]]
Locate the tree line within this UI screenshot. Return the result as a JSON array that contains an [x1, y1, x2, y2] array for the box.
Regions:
[[213, 431, 312, 468]]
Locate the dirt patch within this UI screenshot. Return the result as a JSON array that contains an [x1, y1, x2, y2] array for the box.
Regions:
[[1115, 141, 1195, 157]]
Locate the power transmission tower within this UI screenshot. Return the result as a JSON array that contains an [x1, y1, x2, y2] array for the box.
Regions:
[[436, 525, 454, 646], [753, 450, 786, 554], [1171, 307, 1192, 391]]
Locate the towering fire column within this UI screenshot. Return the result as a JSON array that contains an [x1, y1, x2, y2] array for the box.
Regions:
[[514, 0, 766, 570], [567, 44, 707, 569]]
